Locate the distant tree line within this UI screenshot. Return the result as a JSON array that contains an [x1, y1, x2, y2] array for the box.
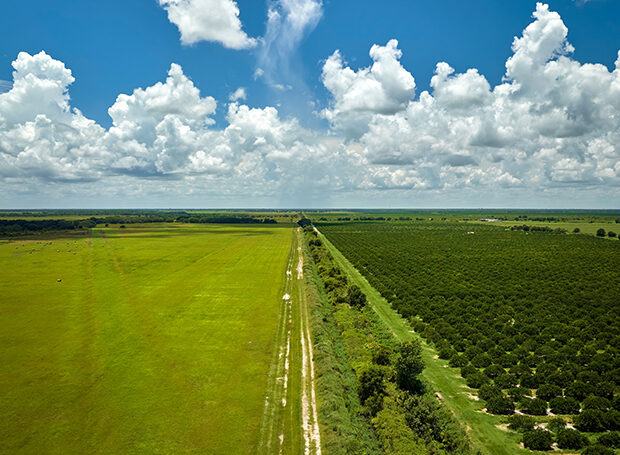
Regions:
[[511, 225, 567, 234], [514, 216, 562, 222], [176, 214, 276, 224], [0, 219, 87, 234], [0, 209, 185, 217], [0, 213, 278, 235]]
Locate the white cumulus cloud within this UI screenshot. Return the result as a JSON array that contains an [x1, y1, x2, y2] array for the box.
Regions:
[[0, 51, 107, 182], [158, 0, 257, 49], [228, 87, 246, 101], [321, 39, 416, 138]]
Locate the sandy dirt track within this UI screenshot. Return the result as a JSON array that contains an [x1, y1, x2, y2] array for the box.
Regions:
[[257, 229, 321, 455]]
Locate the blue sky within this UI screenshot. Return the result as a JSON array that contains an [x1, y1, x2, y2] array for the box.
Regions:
[[2, 0, 619, 127], [0, 0, 619, 208]]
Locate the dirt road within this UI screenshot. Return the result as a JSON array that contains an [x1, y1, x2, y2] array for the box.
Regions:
[[257, 229, 321, 455]]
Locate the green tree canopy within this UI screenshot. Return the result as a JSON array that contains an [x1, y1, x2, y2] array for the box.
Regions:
[[523, 429, 553, 451], [394, 340, 425, 394], [348, 284, 367, 308]]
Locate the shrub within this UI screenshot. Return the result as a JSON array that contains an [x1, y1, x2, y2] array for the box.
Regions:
[[348, 285, 367, 308], [471, 353, 493, 368], [372, 344, 392, 366], [597, 431, 620, 448], [460, 364, 478, 378], [608, 231, 617, 238], [557, 428, 588, 450], [523, 429, 553, 451], [357, 364, 388, 415], [547, 417, 566, 433], [604, 409, 620, 431], [536, 383, 562, 401], [583, 396, 611, 411], [581, 445, 614, 455], [449, 354, 469, 368], [478, 384, 503, 402], [372, 395, 424, 454], [507, 414, 535, 432], [483, 364, 505, 379], [549, 396, 581, 415], [495, 373, 518, 389], [596, 228, 606, 237], [520, 398, 548, 416], [466, 372, 490, 389], [401, 393, 470, 453], [507, 387, 530, 402], [486, 397, 515, 415], [575, 409, 606, 433]]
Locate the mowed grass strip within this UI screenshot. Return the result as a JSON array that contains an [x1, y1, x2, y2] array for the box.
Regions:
[[0, 224, 292, 454]]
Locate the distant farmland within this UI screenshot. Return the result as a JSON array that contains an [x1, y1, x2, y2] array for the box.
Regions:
[[0, 224, 292, 454]]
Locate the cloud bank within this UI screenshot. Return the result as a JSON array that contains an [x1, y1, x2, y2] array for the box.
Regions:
[[322, 3, 620, 192], [0, 3, 618, 206]]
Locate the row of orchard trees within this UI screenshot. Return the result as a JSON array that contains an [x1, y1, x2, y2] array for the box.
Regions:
[[319, 221, 620, 453], [303, 225, 472, 455]]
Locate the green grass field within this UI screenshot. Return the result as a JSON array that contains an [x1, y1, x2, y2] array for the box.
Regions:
[[0, 224, 293, 454]]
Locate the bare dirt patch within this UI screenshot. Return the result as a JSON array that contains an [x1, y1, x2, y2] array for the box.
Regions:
[[465, 392, 480, 401]]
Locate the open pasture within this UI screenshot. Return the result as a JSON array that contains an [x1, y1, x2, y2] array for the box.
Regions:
[[0, 224, 292, 454]]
